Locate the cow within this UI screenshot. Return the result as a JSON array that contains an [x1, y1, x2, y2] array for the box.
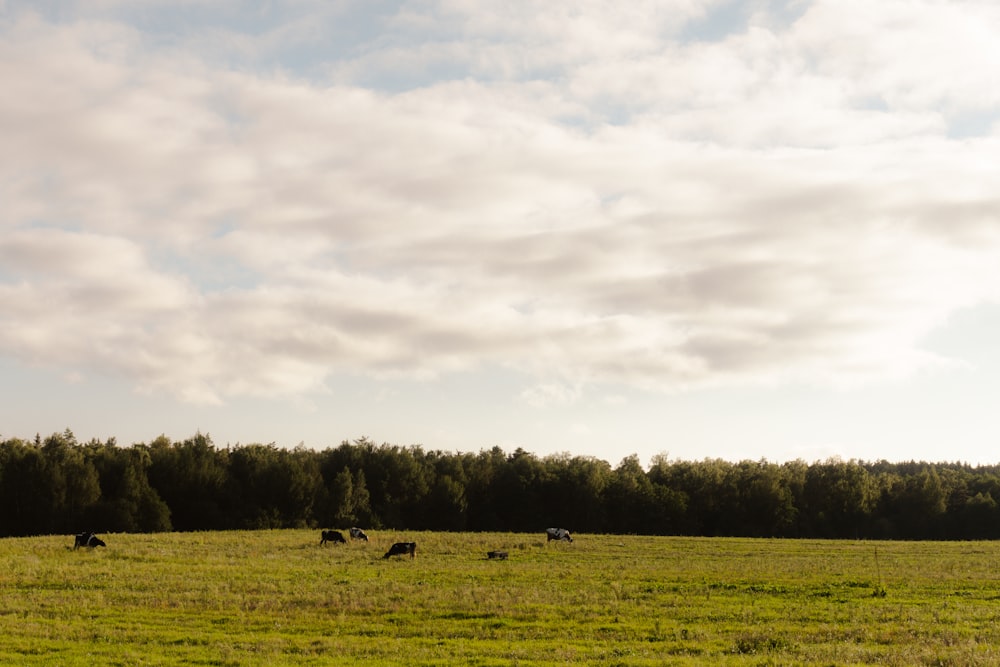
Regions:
[[349, 527, 369, 542], [487, 550, 508, 560], [320, 530, 347, 545], [73, 532, 106, 549], [383, 542, 416, 559], [546, 527, 573, 542]]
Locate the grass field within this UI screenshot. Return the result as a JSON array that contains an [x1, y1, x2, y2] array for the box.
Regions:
[[2, 530, 1000, 665]]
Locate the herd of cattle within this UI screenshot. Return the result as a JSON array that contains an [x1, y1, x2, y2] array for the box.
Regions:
[[72, 527, 574, 558], [320, 527, 369, 545]]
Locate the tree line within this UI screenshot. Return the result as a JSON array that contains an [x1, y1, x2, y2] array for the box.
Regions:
[[2, 430, 999, 540]]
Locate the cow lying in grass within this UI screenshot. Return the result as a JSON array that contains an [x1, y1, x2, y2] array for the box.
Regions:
[[74, 532, 106, 549], [383, 542, 416, 559], [487, 550, 508, 560], [320, 530, 347, 545], [349, 527, 369, 541]]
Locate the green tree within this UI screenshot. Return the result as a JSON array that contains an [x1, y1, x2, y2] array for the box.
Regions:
[[147, 433, 234, 530], [324, 466, 376, 527], [426, 473, 469, 531], [0, 439, 50, 536], [87, 440, 171, 532], [229, 444, 323, 528], [540, 454, 610, 533], [464, 447, 507, 530], [734, 460, 797, 537], [42, 430, 101, 533], [802, 459, 878, 538], [961, 492, 999, 539], [605, 455, 655, 534], [887, 465, 948, 539]]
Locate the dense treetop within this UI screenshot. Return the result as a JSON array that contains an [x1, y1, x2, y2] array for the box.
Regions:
[[2, 430, 998, 540]]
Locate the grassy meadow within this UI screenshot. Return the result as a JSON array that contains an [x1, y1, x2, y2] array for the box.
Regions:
[[2, 531, 1000, 665]]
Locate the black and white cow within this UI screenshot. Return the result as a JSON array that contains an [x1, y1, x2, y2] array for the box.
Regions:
[[320, 530, 347, 545], [383, 542, 416, 559], [73, 532, 106, 549], [546, 527, 573, 542], [349, 527, 369, 542]]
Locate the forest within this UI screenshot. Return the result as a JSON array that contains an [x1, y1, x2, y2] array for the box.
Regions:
[[1, 429, 999, 540]]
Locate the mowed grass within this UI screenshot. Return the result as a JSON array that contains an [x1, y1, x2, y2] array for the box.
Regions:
[[3, 532, 1000, 665]]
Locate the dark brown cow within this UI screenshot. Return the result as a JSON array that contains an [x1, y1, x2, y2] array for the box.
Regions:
[[383, 542, 416, 559], [487, 550, 508, 560], [320, 530, 347, 545]]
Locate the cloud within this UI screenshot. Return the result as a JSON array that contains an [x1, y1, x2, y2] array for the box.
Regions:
[[793, 0, 1000, 113], [1, 1, 999, 406], [520, 382, 584, 409]]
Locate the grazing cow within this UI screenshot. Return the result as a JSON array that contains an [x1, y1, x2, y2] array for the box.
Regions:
[[546, 527, 573, 542], [320, 530, 347, 545], [73, 532, 106, 549], [349, 527, 369, 542], [383, 542, 416, 559], [487, 550, 508, 560]]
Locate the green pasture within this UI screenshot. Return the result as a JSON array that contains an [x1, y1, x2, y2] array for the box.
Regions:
[[2, 531, 1000, 665]]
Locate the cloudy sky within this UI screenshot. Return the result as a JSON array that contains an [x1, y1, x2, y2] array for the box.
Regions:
[[2, 0, 1000, 466]]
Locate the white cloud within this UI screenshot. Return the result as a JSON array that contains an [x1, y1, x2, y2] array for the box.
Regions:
[[520, 382, 584, 409], [1, 1, 999, 408], [792, 0, 1000, 113]]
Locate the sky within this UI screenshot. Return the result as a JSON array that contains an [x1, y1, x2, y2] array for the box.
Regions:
[[2, 0, 1000, 467]]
